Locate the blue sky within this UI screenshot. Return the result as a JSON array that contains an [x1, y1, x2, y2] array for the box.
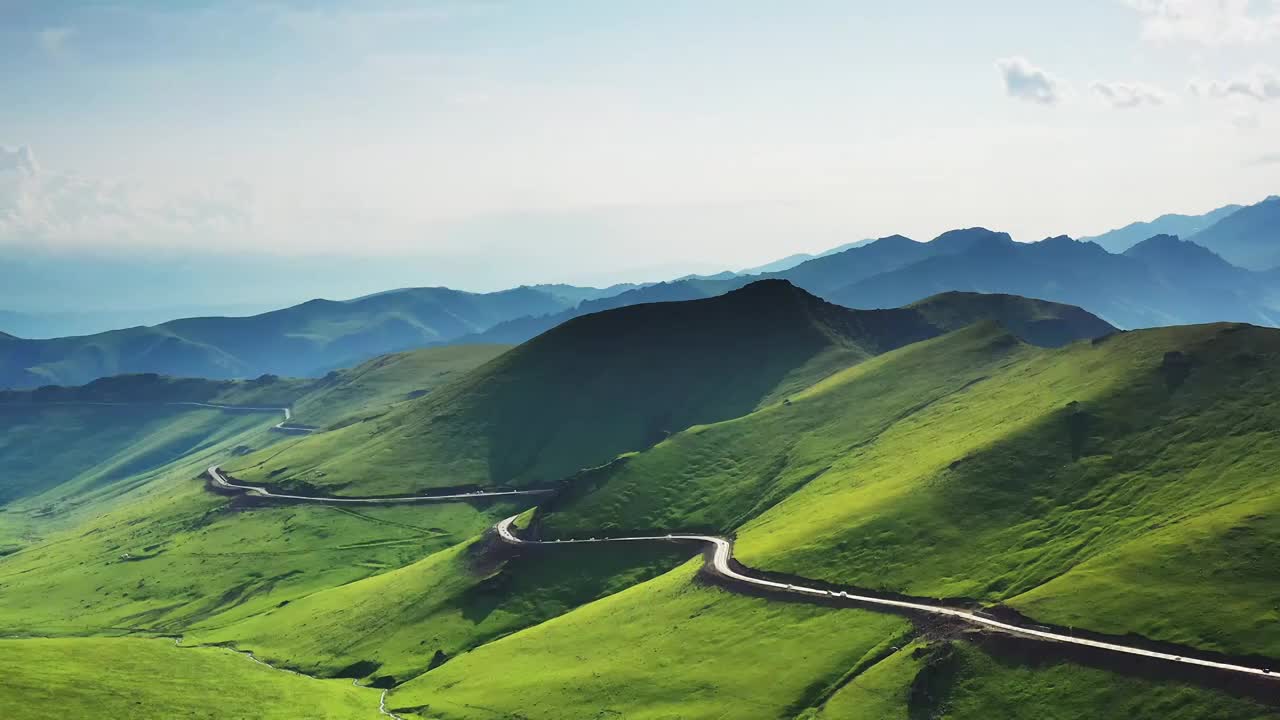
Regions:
[[1, 0, 1279, 288]]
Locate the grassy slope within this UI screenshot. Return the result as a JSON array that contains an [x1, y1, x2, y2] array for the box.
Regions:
[[388, 562, 1269, 720], [228, 283, 1111, 497], [2, 292, 1272, 719], [389, 562, 913, 720], [0, 638, 377, 720], [813, 640, 1274, 720], [0, 467, 507, 637], [291, 343, 510, 428], [0, 406, 274, 549], [0, 406, 262, 506], [543, 321, 1280, 659], [0, 345, 525, 636], [225, 281, 883, 495], [193, 537, 690, 682], [0, 344, 504, 532]]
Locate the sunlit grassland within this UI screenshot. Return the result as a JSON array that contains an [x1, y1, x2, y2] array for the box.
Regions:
[[0, 637, 379, 719], [543, 322, 1280, 658]]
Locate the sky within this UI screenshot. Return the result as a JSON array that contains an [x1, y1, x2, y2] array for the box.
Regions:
[[1, 0, 1279, 290]]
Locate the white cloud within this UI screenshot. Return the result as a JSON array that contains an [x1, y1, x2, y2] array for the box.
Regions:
[[1124, 0, 1280, 45], [0, 144, 254, 249], [0, 146, 39, 175], [1091, 81, 1172, 108], [996, 57, 1066, 105], [1191, 65, 1280, 100], [1247, 151, 1280, 164]]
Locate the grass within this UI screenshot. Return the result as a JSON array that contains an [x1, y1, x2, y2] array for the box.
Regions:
[[292, 344, 511, 428], [227, 283, 1109, 496], [0, 405, 277, 549], [192, 536, 690, 683], [1, 288, 1275, 719], [813, 640, 1275, 720], [0, 474, 508, 636], [542, 321, 1280, 659], [0, 637, 379, 720], [388, 561, 913, 720]]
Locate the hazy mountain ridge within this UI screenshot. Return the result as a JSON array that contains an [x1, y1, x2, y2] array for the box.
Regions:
[[826, 230, 1280, 328], [4, 197, 1277, 389], [1187, 195, 1280, 271], [0, 286, 563, 389], [1080, 203, 1243, 253]]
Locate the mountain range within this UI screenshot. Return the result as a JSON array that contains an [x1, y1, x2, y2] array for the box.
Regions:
[[3, 278, 1277, 720], [224, 281, 1113, 496], [0, 194, 1276, 390], [0, 286, 563, 389]]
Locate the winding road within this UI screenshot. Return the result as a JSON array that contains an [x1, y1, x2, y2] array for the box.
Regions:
[[208, 466, 554, 503], [494, 517, 1279, 681], [200, 410, 1278, 696]]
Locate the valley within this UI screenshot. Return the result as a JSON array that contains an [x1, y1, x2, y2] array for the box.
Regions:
[[2, 284, 1276, 719]]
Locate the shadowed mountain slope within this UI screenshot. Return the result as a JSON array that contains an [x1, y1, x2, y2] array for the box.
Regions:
[[540, 320, 1280, 662], [227, 281, 1112, 495]]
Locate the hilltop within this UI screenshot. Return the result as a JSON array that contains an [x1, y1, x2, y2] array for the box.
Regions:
[[0, 344, 506, 535], [225, 282, 1113, 496], [1, 288, 1275, 720]]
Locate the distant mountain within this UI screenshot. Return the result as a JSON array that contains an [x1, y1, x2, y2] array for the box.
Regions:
[[0, 304, 277, 339], [526, 283, 645, 305], [458, 226, 1280, 347], [907, 291, 1115, 348], [461, 277, 749, 344], [0, 286, 566, 389], [826, 232, 1280, 328], [226, 280, 1113, 495], [1187, 195, 1280, 270], [736, 238, 876, 275], [737, 252, 817, 275], [1122, 234, 1243, 284], [473, 232, 953, 347], [765, 234, 935, 295], [1080, 203, 1243, 253]]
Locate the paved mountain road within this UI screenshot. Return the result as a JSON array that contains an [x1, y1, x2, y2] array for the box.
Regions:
[[197, 409, 1277, 693], [496, 516, 1279, 681], [208, 466, 555, 504]]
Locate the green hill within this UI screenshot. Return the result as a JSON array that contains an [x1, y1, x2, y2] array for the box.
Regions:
[[225, 281, 1113, 496], [537, 320, 1280, 660], [0, 286, 558, 389], [0, 344, 506, 550], [289, 343, 510, 429], [0, 342, 529, 641], [0, 638, 378, 720], [4, 289, 1278, 720]]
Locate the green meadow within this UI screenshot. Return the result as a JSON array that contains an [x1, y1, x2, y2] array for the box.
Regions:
[[0, 637, 379, 719], [1, 288, 1277, 719]]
